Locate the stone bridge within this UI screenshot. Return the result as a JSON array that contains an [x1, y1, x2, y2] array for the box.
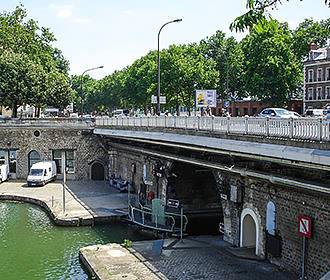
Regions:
[[95, 116, 330, 280], [0, 117, 328, 279]]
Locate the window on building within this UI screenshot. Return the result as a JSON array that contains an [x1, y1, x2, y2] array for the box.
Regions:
[[28, 150, 41, 171], [65, 150, 75, 173], [9, 150, 16, 173], [0, 150, 17, 173], [52, 150, 62, 174], [308, 88, 314, 100], [0, 150, 6, 165], [52, 150, 75, 174], [317, 87, 322, 99], [266, 201, 276, 235], [317, 68, 323, 81], [326, 87, 330, 99], [308, 69, 314, 82], [326, 67, 330, 81], [244, 108, 248, 115]]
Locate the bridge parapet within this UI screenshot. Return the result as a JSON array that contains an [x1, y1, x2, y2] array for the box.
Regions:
[[0, 117, 94, 129], [95, 116, 330, 143]]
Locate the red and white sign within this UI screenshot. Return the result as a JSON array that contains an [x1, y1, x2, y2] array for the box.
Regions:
[[297, 215, 312, 239]]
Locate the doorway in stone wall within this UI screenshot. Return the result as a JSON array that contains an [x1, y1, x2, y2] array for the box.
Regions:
[[91, 162, 105, 180], [240, 208, 259, 255]]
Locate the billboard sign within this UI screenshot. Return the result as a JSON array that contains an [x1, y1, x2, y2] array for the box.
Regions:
[[195, 90, 217, 108], [151, 95, 166, 104]]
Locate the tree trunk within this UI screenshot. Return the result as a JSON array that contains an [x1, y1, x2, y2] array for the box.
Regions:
[[12, 103, 18, 118], [176, 92, 180, 116]]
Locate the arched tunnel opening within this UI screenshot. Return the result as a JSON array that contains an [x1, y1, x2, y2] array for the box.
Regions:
[[167, 162, 223, 235]]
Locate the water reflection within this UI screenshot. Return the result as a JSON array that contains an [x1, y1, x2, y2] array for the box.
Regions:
[[0, 201, 148, 279]]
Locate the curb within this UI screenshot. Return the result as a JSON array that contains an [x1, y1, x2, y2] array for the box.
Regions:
[[0, 194, 92, 226]]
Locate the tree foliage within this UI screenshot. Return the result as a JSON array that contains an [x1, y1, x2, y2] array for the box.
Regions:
[[292, 18, 330, 61], [231, 0, 330, 32], [0, 5, 71, 117], [200, 31, 245, 101], [241, 20, 302, 105]]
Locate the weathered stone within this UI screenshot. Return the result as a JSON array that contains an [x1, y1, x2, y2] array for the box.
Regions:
[[0, 125, 107, 180]]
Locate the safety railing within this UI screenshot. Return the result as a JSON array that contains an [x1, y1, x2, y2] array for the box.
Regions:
[[129, 205, 188, 233], [95, 116, 330, 142]]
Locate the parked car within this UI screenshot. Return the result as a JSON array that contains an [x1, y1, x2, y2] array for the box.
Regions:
[[304, 109, 326, 118], [289, 111, 302, 118], [70, 113, 79, 118], [259, 108, 299, 118], [0, 164, 9, 183], [27, 161, 57, 186]]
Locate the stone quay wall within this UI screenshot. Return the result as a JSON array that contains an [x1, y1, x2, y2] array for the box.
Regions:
[[0, 125, 108, 180], [244, 178, 330, 280]]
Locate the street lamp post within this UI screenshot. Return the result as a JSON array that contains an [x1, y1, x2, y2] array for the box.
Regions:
[[157, 19, 182, 115], [80, 65, 104, 116]]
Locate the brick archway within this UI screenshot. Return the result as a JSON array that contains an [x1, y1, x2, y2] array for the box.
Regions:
[[91, 162, 105, 180], [240, 208, 260, 255]]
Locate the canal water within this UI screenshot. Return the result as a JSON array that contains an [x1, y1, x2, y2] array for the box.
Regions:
[[0, 201, 148, 279]]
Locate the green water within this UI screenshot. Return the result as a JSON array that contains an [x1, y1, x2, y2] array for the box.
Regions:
[[0, 201, 147, 280]]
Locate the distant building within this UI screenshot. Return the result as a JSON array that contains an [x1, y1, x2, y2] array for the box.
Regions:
[[303, 44, 330, 111], [213, 99, 303, 117], [0, 106, 12, 117]]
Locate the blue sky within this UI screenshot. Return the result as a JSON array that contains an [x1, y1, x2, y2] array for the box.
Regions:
[[1, 0, 329, 79]]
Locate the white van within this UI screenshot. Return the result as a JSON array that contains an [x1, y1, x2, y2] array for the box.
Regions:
[[0, 164, 9, 183], [27, 161, 57, 186], [112, 109, 129, 117]]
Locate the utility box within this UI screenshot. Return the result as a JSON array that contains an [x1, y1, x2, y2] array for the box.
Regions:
[[230, 184, 242, 203]]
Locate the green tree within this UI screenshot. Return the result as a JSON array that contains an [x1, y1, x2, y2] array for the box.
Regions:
[[124, 52, 157, 111], [292, 18, 330, 61], [44, 71, 73, 110], [241, 20, 302, 105], [0, 5, 71, 116], [200, 31, 245, 101], [161, 43, 218, 114], [0, 51, 43, 117], [231, 0, 330, 32]]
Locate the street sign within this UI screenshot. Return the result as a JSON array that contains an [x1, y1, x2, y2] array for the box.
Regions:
[[297, 215, 312, 239], [151, 95, 166, 104], [167, 199, 180, 208]]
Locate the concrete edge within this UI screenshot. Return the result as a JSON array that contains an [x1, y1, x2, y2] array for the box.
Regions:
[[0, 195, 90, 226], [79, 250, 99, 280]]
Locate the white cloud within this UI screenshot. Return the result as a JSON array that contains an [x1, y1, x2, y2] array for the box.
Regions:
[[74, 18, 92, 24], [49, 4, 73, 19], [57, 8, 72, 19]]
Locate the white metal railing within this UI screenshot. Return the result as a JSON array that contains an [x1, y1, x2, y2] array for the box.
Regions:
[[129, 205, 188, 233], [95, 116, 330, 142]]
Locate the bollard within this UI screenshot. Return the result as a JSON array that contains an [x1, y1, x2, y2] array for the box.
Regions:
[[180, 206, 183, 241]]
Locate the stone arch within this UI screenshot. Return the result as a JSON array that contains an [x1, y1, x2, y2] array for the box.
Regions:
[[240, 207, 261, 256], [90, 161, 105, 180], [166, 162, 223, 234], [28, 150, 41, 172]]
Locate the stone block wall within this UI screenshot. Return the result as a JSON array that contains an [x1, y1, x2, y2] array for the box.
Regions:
[[0, 127, 107, 180], [244, 179, 330, 280]]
